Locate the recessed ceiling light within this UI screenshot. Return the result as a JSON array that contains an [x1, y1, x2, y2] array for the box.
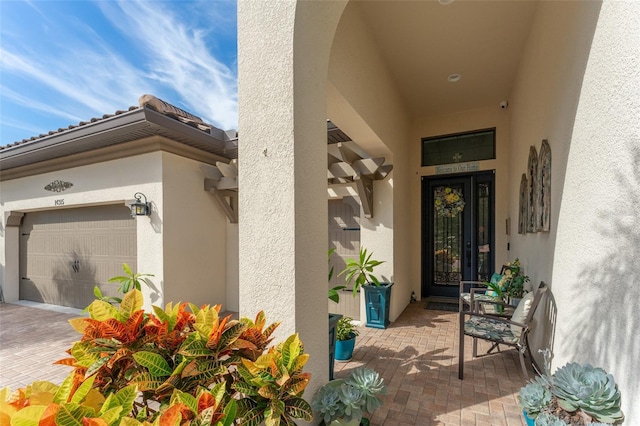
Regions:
[[447, 74, 461, 83], [439, 0, 455, 5]]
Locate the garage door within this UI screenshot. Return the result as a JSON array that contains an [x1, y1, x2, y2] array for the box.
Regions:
[[328, 199, 360, 320], [20, 205, 137, 309]]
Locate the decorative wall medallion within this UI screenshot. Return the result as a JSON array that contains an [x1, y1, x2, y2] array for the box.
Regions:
[[527, 146, 538, 233], [518, 174, 528, 234], [537, 140, 552, 232], [44, 180, 74, 192]]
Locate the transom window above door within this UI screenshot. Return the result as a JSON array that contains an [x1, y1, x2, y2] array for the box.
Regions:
[[421, 128, 496, 166]]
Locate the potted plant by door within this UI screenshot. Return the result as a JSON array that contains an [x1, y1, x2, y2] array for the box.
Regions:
[[503, 258, 530, 306], [335, 316, 359, 361], [339, 248, 393, 329]]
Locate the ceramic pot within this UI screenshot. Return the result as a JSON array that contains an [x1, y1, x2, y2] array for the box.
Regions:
[[363, 282, 393, 329], [522, 410, 534, 426], [335, 333, 356, 361], [329, 417, 361, 426]]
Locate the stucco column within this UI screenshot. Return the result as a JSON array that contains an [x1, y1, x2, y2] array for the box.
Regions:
[[1, 212, 24, 302], [237, 0, 347, 395]]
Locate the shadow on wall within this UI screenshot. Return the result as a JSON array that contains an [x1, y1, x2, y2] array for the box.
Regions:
[[149, 201, 162, 234], [530, 288, 558, 372], [562, 141, 640, 420]]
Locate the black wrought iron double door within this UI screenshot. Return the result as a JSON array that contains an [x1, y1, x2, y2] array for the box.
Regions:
[[422, 172, 495, 298]]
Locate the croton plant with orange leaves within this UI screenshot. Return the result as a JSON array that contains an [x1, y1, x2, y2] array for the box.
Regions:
[[0, 289, 312, 426]]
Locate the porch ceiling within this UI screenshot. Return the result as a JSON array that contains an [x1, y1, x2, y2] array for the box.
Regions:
[[355, 0, 539, 117]]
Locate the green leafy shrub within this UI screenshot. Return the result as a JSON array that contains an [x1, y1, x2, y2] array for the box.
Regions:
[[335, 317, 359, 341], [2, 289, 311, 426]]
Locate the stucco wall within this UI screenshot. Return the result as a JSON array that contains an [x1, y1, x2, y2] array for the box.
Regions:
[[226, 223, 239, 312], [410, 107, 511, 299], [328, 2, 412, 322], [238, 0, 348, 391], [507, 0, 600, 366], [0, 152, 164, 309], [509, 0, 640, 420], [553, 1, 639, 420], [160, 152, 228, 309]]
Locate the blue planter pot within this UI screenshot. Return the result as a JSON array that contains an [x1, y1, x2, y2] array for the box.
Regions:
[[335, 333, 356, 361], [328, 314, 342, 379], [363, 282, 393, 329], [523, 411, 534, 426]]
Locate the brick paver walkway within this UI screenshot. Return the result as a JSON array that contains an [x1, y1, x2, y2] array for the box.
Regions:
[[334, 301, 529, 426], [0, 300, 528, 425], [0, 301, 83, 389]]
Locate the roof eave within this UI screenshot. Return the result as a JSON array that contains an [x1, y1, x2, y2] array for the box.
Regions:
[[0, 107, 234, 171]]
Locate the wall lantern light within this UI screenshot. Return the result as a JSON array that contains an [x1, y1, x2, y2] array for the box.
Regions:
[[130, 192, 151, 217]]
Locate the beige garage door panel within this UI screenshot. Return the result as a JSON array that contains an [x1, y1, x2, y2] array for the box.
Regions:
[[20, 205, 137, 309]]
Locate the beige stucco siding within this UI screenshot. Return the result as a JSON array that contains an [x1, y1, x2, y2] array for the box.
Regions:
[[238, 0, 348, 391], [554, 1, 639, 420], [160, 152, 228, 310], [328, 2, 412, 322], [0, 152, 164, 308], [1, 149, 233, 313], [507, 0, 639, 419]]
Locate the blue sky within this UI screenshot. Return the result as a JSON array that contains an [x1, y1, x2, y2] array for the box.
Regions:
[[0, 0, 237, 145]]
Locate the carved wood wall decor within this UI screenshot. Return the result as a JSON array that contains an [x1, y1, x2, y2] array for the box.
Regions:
[[537, 139, 551, 232], [527, 146, 538, 233], [518, 173, 528, 234]]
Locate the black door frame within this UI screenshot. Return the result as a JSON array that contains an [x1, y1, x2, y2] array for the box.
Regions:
[[421, 171, 496, 298]]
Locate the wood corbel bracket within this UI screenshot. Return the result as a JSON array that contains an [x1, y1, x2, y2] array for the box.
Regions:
[[204, 178, 238, 223], [354, 175, 374, 219]]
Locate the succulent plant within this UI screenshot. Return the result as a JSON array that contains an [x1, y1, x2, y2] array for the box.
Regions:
[[519, 350, 624, 426], [346, 367, 386, 413], [518, 377, 552, 418], [339, 383, 366, 421], [312, 367, 386, 424], [312, 381, 346, 424], [552, 362, 624, 424], [534, 413, 568, 426]]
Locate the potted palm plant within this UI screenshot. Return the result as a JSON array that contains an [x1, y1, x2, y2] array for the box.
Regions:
[[339, 248, 392, 329], [335, 316, 359, 361]]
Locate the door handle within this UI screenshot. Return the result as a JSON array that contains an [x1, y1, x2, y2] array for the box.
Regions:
[[466, 241, 471, 268]]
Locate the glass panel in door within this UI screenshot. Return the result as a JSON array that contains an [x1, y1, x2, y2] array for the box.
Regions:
[[422, 172, 495, 298]]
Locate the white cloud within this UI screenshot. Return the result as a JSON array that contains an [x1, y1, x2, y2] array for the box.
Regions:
[[0, 85, 84, 123], [0, 0, 238, 143], [0, 44, 149, 120], [99, 1, 238, 130]]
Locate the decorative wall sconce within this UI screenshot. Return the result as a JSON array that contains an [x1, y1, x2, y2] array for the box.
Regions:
[[130, 192, 151, 217]]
